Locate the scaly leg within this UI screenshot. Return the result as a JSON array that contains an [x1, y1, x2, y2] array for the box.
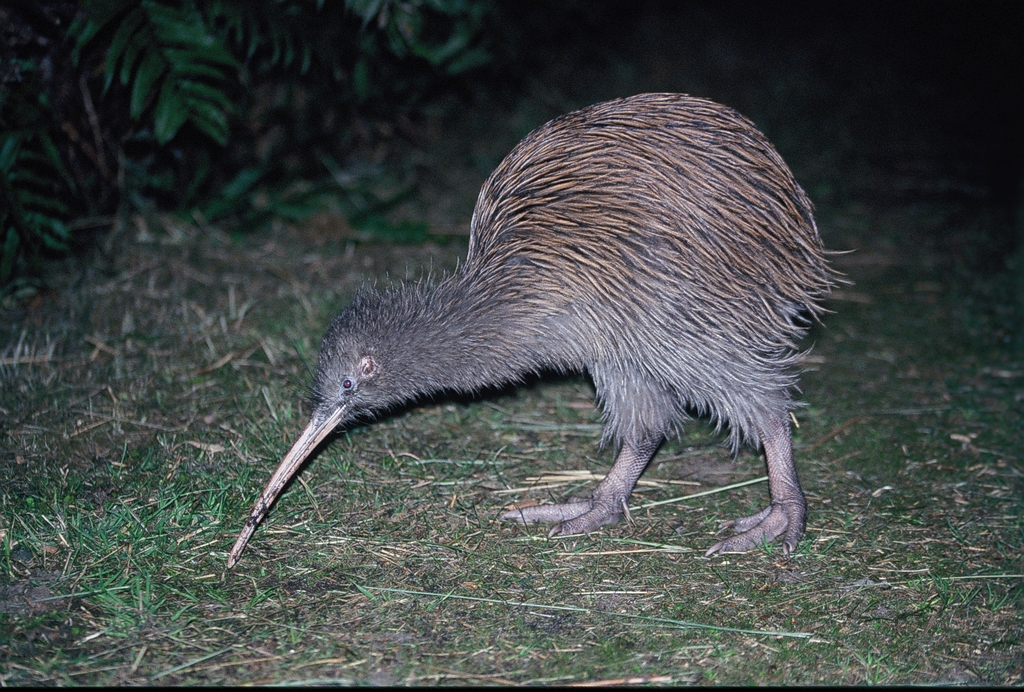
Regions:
[[501, 437, 660, 535], [705, 414, 806, 556]]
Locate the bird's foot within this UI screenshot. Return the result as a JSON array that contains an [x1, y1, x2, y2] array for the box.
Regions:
[[501, 495, 628, 536], [501, 436, 657, 537], [704, 500, 805, 556]]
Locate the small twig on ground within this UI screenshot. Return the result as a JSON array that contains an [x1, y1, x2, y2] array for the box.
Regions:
[[567, 675, 674, 687], [634, 476, 768, 510], [806, 416, 864, 452]]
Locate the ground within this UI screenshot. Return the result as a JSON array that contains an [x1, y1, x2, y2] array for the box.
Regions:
[[2, 3, 1022, 685]]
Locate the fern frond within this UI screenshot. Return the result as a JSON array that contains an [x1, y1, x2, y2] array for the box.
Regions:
[[73, 0, 241, 145]]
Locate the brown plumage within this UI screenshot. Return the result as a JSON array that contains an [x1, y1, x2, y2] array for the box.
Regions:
[[228, 93, 835, 568]]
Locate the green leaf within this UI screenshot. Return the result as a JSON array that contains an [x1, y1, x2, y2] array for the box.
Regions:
[[282, 30, 296, 68], [183, 97, 229, 145], [201, 167, 263, 221], [9, 171, 54, 190], [180, 149, 211, 206], [103, 7, 145, 92], [0, 135, 22, 172], [119, 25, 151, 86], [410, 20, 469, 66], [353, 56, 372, 102], [245, 15, 262, 60], [36, 218, 71, 250], [171, 42, 238, 69], [176, 79, 234, 113], [153, 79, 188, 144], [1, 227, 18, 282], [70, 0, 138, 64], [220, 167, 263, 200], [270, 28, 282, 66], [146, 4, 237, 66], [166, 60, 231, 81], [346, 0, 386, 26], [445, 46, 490, 74], [16, 192, 69, 216], [37, 135, 76, 192], [131, 50, 166, 119], [10, 147, 49, 169]]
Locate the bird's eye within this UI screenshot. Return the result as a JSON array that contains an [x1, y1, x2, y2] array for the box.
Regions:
[[342, 378, 353, 390]]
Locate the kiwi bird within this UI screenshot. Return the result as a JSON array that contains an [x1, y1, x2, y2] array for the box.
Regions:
[[228, 92, 834, 568]]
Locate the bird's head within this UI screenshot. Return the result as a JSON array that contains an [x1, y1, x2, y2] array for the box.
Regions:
[[228, 289, 415, 567]]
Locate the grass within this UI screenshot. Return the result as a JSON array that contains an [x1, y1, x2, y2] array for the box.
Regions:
[[1, 187, 1020, 685], [2, 7, 1023, 683]]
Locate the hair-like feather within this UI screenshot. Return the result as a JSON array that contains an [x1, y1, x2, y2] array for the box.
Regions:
[[314, 93, 834, 453]]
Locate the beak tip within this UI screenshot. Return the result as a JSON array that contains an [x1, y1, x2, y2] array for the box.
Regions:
[[229, 406, 348, 566]]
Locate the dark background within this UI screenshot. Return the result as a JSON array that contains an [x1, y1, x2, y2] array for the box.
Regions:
[[494, 1, 1024, 254], [3, 0, 1023, 282]]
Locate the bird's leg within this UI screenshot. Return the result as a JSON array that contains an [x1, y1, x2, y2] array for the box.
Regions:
[[501, 436, 660, 535], [705, 414, 806, 556]]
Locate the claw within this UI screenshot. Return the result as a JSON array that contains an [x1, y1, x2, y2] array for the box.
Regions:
[[620, 496, 633, 526], [704, 501, 804, 556], [499, 438, 659, 538]]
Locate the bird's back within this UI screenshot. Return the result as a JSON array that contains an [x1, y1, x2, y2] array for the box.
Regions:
[[465, 93, 831, 347], [459, 93, 834, 445]]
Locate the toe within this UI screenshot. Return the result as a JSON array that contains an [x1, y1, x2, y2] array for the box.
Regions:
[[705, 503, 795, 556], [501, 499, 592, 526]]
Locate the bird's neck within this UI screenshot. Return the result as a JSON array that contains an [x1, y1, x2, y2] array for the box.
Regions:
[[378, 275, 561, 398]]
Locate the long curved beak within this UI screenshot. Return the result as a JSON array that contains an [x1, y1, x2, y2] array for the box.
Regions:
[[228, 405, 349, 568]]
